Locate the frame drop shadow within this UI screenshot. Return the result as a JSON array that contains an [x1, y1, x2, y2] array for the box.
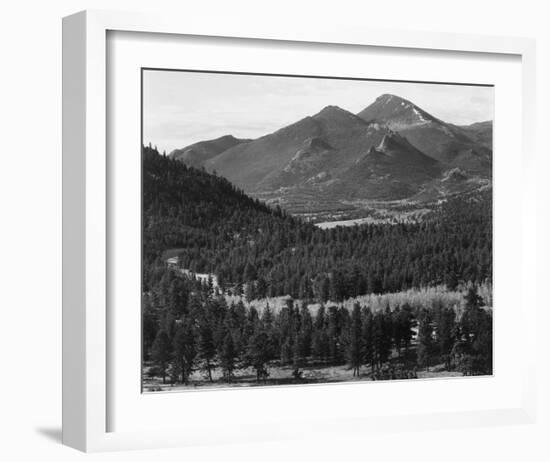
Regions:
[[35, 427, 62, 444]]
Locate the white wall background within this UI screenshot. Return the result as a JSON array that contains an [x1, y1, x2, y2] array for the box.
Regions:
[[0, 0, 547, 460]]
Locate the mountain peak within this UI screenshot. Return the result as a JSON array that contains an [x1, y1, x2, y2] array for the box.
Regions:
[[321, 104, 345, 111], [315, 104, 351, 117], [375, 93, 407, 104], [217, 134, 238, 142], [313, 105, 368, 130], [358, 94, 436, 128]]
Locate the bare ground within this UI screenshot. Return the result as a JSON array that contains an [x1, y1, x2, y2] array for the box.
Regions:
[[143, 360, 463, 393]]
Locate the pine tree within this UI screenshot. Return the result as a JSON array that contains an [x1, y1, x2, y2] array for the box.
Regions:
[[280, 337, 293, 365], [243, 261, 257, 281], [398, 303, 415, 355], [311, 304, 329, 361], [262, 304, 279, 360], [262, 304, 274, 329], [372, 311, 391, 369], [151, 330, 172, 384], [292, 333, 303, 369], [471, 310, 492, 375], [173, 319, 197, 384], [244, 282, 256, 302], [166, 276, 189, 317], [198, 321, 216, 381], [417, 309, 434, 372], [362, 308, 375, 373], [242, 306, 260, 350], [461, 285, 484, 335], [445, 271, 459, 291], [219, 331, 237, 381], [142, 297, 158, 361], [454, 286, 492, 375], [391, 305, 403, 357], [245, 329, 272, 382], [330, 270, 346, 302], [298, 303, 313, 358], [277, 303, 294, 365], [347, 303, 363, 376], [436, 307, 455, 371], [256, 276, 268, 299], [314, 304, 326, 330], [327, 306, 341, 363]]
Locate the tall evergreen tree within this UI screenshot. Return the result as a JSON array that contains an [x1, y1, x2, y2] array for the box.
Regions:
[[417, 309, 435, 372], [398, 303, 415, 355], [454, 286, 493, 375], [151, 330, 172, 384], [219, 331, 238, 381], [347, 303, 363, 376], [311, 304, 329, 361], [372, 311, 392, 369], [173, 319, 197, 384], [298, 303, 313, 358], [198, 321, 216, 382], [391, 305, 403, 357], [362, 308, 375, 373], [245, 329, 272, 382], [436, 307, 456, 371], [327, 306, 342, 363]]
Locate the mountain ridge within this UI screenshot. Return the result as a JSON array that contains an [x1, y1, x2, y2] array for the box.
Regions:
[[166, 93, 492, 209], [169, 134, 251, 168], [356, 94, 492, 168]]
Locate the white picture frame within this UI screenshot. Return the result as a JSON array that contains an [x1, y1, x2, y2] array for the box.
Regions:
[[62, 9, 537, 452]]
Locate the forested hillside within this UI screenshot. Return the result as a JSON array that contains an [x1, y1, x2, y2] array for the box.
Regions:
[[142, 145, 492, 389], [143, 146, 492, 302]]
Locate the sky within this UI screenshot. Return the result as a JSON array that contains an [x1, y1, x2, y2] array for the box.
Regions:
[[143, 70, 494, 154]]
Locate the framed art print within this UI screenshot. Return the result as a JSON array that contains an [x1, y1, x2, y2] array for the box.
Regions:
[[62, 10, 537, 452]]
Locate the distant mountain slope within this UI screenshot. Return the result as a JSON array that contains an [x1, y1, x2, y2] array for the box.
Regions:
[[206, 105, 393, 191], [411, 167, 491, 203], [455, 121, 493, 149], [331, 131, 442, 200], [169, 135, 250, 168], [204, 115, 323, 189], [167, 93, 492, 207], [357, 94, 492, 174]]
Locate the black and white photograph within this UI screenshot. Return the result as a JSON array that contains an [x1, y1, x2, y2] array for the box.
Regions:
[[141, 69, 493, 391], [5, 0, 549, 459]]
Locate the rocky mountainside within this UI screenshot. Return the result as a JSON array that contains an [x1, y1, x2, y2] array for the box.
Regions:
[[357, 94, 492, 172], [168, 94, 492, 213], [331, 131, 442, 200]]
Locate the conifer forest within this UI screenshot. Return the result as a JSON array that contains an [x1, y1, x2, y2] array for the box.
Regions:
[[141, 145, 493, 391]]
